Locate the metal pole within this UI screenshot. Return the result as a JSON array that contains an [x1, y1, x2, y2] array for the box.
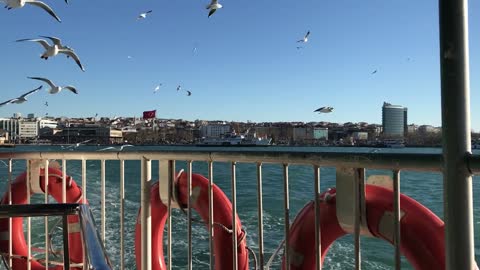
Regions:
[[187, 161, 193, 270], [314, 165, 321, 270], [439, 0, 474, 268], [256, 163, 265, 269], [393, 170, 401, 270], [101, 159, 106, 242], [44, 159, 50, 269], [283, 164, 290, 270], [167, 160, 175, 270], [208, 161, 215, 270], [120, 160, 125, 270], [141, 157, 152, 270], [231, 161, 238, 270]]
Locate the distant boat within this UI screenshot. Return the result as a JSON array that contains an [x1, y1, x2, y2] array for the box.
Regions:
[[196, 130, 272, 147]]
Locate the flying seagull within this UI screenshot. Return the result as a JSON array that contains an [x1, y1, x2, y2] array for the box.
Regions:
[[3, 0, 61, 22], [44, 101, 48, 106], [297, 31, 310, 43], [97, 144, 134, 151], [176, 85, 181, 91], [186, 90, 192, 96], [137, 10, 152, 20], [61, 139, 93, 150], [0, 86, 42, 107], [314, 106, 334, 113], [16, 37, 85, 71], [371, 69, 378, 74], [154, 84, 162, 93], [206, 0, 222, 18], [28, 77, 78, 95]]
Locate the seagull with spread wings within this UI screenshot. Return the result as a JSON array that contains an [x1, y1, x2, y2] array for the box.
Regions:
[[185, 90, 192, 96], [0, 86, 42, 107], [97, 145, 134, 151], [297, 31, 311, 43], [28, 77, 78, 95], [16, 36, 85, 71], [3, 0, 61, 22], [314, 106, 334, 113], [137, 10, 152, 20], [206, 0, 222, 18]]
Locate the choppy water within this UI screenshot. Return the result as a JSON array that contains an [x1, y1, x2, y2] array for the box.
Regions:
[[0, 145, 479, 269]]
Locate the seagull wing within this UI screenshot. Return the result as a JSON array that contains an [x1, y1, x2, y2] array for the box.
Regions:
[[39, 35, 62, 46], [16, 38, 51, 50], [63, 86, 78, 94], [19, 85, 43, 99], [26, 1, 61, 22], [97, 146, 115, 151], [305, 31, 310, 38], [146, 10, 152, 13], [0, 99, 15, 107], [28, 77, 56, 88], [186, 90, 192, 96], [314, 107, 325, 112], [208, 8, 217, 18], [60, 49, 85, 71]]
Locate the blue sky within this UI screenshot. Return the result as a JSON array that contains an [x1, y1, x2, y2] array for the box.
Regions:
[[0, 1, 479, 129]]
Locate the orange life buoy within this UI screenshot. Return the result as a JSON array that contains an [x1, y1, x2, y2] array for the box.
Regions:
[[0, 167, 85, 270], [283, 184, 445, 269], [135, 171, 249, 270]]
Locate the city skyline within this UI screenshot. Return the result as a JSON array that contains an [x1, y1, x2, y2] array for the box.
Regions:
[[0, 1, 479, 129]]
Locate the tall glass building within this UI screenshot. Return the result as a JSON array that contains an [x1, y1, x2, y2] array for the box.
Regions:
[[382, 102, 408, 137]]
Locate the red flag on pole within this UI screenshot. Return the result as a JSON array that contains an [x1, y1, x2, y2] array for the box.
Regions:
[[143, 110, 156, 119]]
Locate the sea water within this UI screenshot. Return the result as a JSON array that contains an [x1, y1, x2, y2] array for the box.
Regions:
[[0, 145, 479, 269]]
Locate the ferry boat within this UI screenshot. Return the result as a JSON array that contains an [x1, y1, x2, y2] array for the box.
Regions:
[[196, 130, 272, 146]]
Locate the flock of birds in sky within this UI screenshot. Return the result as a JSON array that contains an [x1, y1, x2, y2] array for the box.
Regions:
[[0, 0, 342, 121]]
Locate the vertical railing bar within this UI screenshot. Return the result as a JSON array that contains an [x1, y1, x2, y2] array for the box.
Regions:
[[231, 161, 238, 270], [439, 0, 474, 268], [393, 170, 401, 270], [101, 159, 106, 242], [283, 163, 290, 270], [354, 168, 363, 270], [167, 160, 175, 270], [8, 159, 12, 269], [314, 165, 322, 270], [187, 161, 193, 270], [140, 157, 152, 270], [27, 160, 31, 270], [208, 161, 214, 270], [81, 159, 87, 270], [120, 160, 125, 270], [62, 214, 70, 270], [62, 159, 67, 203], [44, 159, 50, 269], [256, 162, 265, 270]]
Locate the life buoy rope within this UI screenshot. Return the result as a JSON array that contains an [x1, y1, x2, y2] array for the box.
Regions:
[[0, 167, 86, 270], [282, 184, 447, 270], [135, 171, 249, 270]]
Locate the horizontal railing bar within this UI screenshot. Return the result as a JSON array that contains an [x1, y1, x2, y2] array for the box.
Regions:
[[0, 151, 456, 172], [0, 203, 79, 218]]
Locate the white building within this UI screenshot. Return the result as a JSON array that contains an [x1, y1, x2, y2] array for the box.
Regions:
[[39, 119, 58, 129], [200, 124, 231, 138], [19, 121, 39, 139]]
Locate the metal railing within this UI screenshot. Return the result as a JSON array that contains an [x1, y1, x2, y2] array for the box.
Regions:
[[0, 203, 112, 270], [0, 149, 478, 269]]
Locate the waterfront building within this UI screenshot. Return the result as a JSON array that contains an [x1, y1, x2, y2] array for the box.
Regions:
[[200, 124, 231, 138], [382, 102, 408, 137]]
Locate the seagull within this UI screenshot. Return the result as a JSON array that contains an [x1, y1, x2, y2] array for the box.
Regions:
[[186, 90, 192, 96], [154, 84, 162, 93], [176, 85, 181, 91], [16, 37, 85, 71], [137, 10, 152, 20], [28, 77, 78, 95], [0, 86, 42, 107], [3, 0, 61, 22], [371, 69, 378, 74], [206, 0, 222, 18], [297, 31, 310, 43], [97, 144, 134, 151], [314, 106, 334, 113], [44, 101, 48, 106], [61, 139, 92, 150]]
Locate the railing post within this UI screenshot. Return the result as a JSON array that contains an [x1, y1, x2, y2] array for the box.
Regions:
[[140, 157, 152, 270], [439, 0, 475, 268]]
